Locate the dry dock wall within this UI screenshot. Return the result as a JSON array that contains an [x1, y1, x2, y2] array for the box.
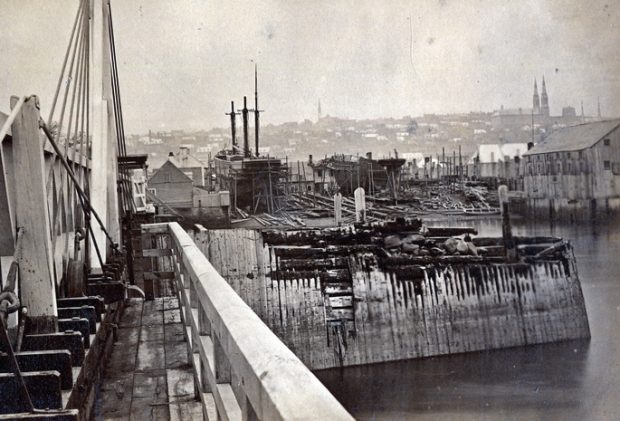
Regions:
[[196, 229, 590, 370]]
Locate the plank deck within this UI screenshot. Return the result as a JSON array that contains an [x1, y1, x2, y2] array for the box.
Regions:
[[95, 297, 201, 420]]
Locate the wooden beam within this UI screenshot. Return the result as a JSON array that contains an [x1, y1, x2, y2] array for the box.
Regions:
[[10, 96, 57, 333], [103, 0, 120, 247], [89, 0, 110, 272], [0, 99, 21, 256], [142, 248, 173, 257]]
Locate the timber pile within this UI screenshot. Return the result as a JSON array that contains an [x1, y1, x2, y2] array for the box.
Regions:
[[232, 206, 312, 228], [286, 183, 500, 224], [263, 219, 568, 267], [258, 218, 577, 368], [231, 178, 502, 228]]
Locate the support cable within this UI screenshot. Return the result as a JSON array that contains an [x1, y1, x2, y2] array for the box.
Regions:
[[108, 4, 136, 214], [47, 1, 83, 125], [40, 121, 119, 254], [50, 3, 88, 267], [71, 6, 90, 230], [53, 4, 85, 148]]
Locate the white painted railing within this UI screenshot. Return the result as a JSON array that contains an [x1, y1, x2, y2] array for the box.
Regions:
[[141, 222, 353, 421]]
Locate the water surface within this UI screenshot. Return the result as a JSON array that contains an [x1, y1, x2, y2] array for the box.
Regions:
[[316, 216, 620, 420]]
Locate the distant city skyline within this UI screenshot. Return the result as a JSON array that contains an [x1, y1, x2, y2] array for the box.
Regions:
[[1, 0, 619, 134]]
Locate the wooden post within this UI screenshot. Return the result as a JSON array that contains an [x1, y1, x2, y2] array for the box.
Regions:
[[297, 160, 301, 194], [499, 185, 517, 261], [10, 96, 57, 333], [354, 187, 366, 223], [459, 144, 462, 180], [442, 147, 445, 179], [89, 0, 121, 273], [267, 158, 274, 213], [334, 193, 342, 225], [312, 161, 316, 205], [89, 0, 107, 272], [103, 0, 120, 248], [301, 161, 308, 196]]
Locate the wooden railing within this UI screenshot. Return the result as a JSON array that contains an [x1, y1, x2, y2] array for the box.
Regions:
[[141, 222, 353, 421]]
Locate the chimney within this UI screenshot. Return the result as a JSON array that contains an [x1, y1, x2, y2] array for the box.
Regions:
[[308, 154, 313, 164], [179, 147, 189, 166], [366, 152, 373, 160], [527, 142, 534, 150]]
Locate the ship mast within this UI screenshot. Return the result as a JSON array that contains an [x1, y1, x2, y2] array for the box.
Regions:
[[225, 101, 239, 152], [250, 63, 263, 157], [239, 96, 250, 158]]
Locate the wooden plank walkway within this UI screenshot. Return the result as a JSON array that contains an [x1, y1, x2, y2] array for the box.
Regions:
[[94, 297, 202, 420]]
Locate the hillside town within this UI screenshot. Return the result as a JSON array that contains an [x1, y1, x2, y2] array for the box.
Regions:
[[132, 79, 617, 224]]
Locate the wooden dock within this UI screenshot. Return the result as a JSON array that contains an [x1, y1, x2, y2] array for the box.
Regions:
[[96, 297, 202, 421]]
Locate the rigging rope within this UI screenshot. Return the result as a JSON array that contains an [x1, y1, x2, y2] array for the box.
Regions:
[[45, 0, 91, 268], [40, 121, 119, 255], [108, 1, 135, 215], [47, 1, 83, 126], [42, 1, 134, 271]]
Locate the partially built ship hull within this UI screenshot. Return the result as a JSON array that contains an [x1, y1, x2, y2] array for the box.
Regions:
[[212, 151, 284, 213], [193, 222, 590, 370]]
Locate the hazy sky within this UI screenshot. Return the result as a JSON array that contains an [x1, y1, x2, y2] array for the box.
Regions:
[[1, 0, 619, 134]]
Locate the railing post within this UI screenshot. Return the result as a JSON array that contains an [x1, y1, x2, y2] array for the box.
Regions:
[[213, 334, 231, 384], [193, 231, 213, 398], [10, 96, 57, 333], [141, 230, 154, 300], [197, 303, 211, 398]]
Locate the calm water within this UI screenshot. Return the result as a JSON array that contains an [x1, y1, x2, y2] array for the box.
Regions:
[[316, 216, 620, 420]]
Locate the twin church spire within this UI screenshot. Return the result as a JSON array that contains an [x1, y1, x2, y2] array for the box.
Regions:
[[533, 76, 549, 116]]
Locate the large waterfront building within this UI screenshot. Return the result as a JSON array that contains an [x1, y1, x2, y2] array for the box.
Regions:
[[522, 119, 620, 218]]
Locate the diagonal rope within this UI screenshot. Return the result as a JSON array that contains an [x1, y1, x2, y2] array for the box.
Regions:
[[47, 1, 83, 126], [54, 3, 85, 150], [108, 1, 136, 214]]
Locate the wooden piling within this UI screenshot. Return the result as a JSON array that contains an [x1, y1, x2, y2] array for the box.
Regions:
[[499, 185, 517, 261], [10, 96, 57, 333]]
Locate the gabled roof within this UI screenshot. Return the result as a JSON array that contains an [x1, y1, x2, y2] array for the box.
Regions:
[[523, 119, 620, 155], [148, 160, 193, 184]]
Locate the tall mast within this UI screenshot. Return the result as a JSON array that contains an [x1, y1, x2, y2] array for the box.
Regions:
[[225, 100, 239, 151], [240, 96, 250, 158], [252, 63, 263, 157]]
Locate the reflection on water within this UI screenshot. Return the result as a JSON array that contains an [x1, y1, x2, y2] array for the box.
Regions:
[[315, 215, 620, 420]]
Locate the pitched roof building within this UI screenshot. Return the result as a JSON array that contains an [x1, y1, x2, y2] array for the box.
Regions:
[[522, 119, 620, 218]]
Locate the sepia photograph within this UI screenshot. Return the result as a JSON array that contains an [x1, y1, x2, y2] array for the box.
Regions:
[[0, 1, 618, 419]]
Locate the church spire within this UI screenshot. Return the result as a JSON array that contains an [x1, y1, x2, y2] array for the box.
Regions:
[[541, 75, 549, 116], [533, 78, 540, 115]]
